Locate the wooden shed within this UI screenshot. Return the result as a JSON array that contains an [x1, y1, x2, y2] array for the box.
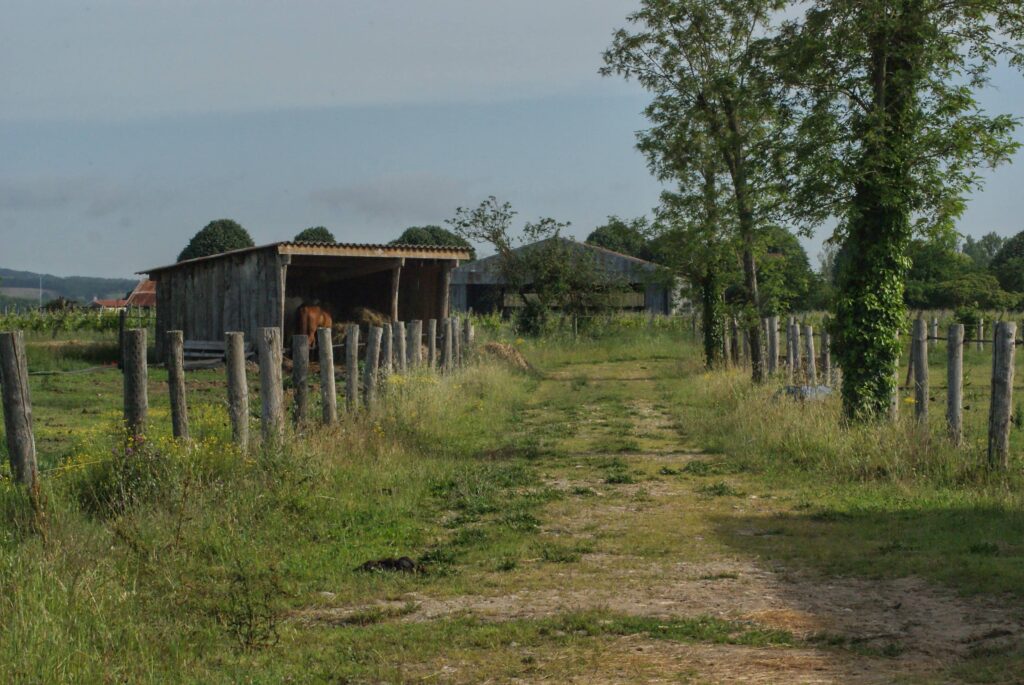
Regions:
[[142, 241, 471, 359], [450, 238, 671, 315]]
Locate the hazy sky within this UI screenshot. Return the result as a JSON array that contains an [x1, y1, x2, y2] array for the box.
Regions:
[[2, 1, 1023, 278]]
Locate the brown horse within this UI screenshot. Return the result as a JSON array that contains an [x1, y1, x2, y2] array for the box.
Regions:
[[296, 303, 333, 349]]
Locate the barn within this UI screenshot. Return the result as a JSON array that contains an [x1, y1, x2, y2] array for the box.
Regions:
[[142, 241, 471, 359], [449, 238, 671, 315]]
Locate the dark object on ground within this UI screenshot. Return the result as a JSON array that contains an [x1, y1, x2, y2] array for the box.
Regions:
[[482, 342, 532, 372], [777, 385, 833, 401], [356, 556, 422, 573]]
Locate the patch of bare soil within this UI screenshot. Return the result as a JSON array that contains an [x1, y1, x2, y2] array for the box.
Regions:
[[299, 559, 1020, 668]]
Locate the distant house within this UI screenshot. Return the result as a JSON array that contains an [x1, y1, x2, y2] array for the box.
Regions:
[[89, 298, 128, 310], [450, 237, 671, 315]]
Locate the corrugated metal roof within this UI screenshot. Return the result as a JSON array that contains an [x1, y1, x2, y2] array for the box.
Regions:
[[140, 241, 472, 274], [451, 237, 660, 286]]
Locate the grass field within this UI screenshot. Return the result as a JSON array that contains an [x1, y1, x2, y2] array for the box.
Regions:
[[1, 323, 1023, 682]]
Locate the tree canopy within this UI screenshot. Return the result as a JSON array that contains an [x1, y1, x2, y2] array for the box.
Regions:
[[962, 232, 1007, 269], [177, 219, 254, 262], [391, 225, 475, 259], [586, 216, 653, 261], [603, 0, 791, 383], [294, 226, 336, 243]]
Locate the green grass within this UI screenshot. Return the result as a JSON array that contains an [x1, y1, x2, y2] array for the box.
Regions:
[[660, 350, 1024, 598], [3, 320, 1024, 682]]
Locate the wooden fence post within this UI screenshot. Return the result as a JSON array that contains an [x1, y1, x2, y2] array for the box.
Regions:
[[930, 316, 939, 350], [947, 324, 964, 445], [730, 317, 740, 365], [987, 321, 1016, 470], [408, 320, 422, 368], [821, 331, 832, 387], [117, 309, 126, 370], [258, 327, 284, 445], [292, 335, 309, 426], [346, 323, 360, 412], [463, 318, 474, 357], [793, 321, 802, 373], [912, 317, 928, 424], [786, 321, 795, 383], [452, 316, 462, 367], [364, 325, 383, 406], [427, 319, 438, 368], [381, 322, 393, 378], [977, 319, 984, 352], [167, 330, 189, 441], [443, 318, 454, 373], [394, 321, 407, 373], [123, 328, 148, 437], [0, 331, 38, 487], [804, 325, 817, 386], [317, 327, 337, 425], [225, 332, 249, 449]]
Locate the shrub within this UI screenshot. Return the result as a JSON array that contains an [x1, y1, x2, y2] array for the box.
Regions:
[[178, 219, 254, 262], [293, 226, 335, 243], [391, 226, 475, 259]]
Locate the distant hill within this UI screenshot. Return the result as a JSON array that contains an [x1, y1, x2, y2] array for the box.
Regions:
[[0, 267, 139, 304]]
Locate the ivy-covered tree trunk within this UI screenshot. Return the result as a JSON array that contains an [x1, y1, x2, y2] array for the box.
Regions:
[[699, 271, 724, 369], [835, 2, 923, 420]]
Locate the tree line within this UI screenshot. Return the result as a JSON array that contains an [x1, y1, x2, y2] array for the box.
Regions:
[[600, 0, 1024, 421]]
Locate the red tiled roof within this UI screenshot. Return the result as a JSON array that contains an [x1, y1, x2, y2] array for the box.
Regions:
[[91, 298, 128, 308]]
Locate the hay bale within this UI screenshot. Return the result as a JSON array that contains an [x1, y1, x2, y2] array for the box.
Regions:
[[350, 307, 389, 327], [482, 342, 531, 372]]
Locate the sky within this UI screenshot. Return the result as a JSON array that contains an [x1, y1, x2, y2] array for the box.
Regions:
[[1, 0, 1024, 279]]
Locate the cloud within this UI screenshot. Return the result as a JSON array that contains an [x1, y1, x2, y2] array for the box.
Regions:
[[0, 176, 133, 217], [309, 173, 466, 224]]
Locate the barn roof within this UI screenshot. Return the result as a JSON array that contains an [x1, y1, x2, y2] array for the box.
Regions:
[[125, 279, 156, 307], [451, 237, 661, 286], [140, 241, 473, 275]]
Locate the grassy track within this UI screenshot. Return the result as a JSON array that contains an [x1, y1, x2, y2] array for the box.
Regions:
[[1, 329, 1023, 682]]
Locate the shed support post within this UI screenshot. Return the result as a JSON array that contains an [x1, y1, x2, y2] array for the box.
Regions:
[[390, 263, 403, 322], [439, 262, 454, 320]]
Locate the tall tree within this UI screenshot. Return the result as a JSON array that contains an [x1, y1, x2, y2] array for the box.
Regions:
[[603, 0, 790, 383], [652, 163, 738, 368], [778, 1, 1024, 419]]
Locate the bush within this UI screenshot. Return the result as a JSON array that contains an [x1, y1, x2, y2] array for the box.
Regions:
[[293, 226, 335, 243], [955, 306, 982, 329], [515, 300, 550, 337], [391, 226, 475, 259], [921, 272, 1018, 310], [990, 230, 1024, 292], [178, 219, 254, 262]]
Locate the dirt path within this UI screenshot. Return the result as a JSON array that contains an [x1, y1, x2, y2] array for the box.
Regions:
[[304, 358, 1022, 683]]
